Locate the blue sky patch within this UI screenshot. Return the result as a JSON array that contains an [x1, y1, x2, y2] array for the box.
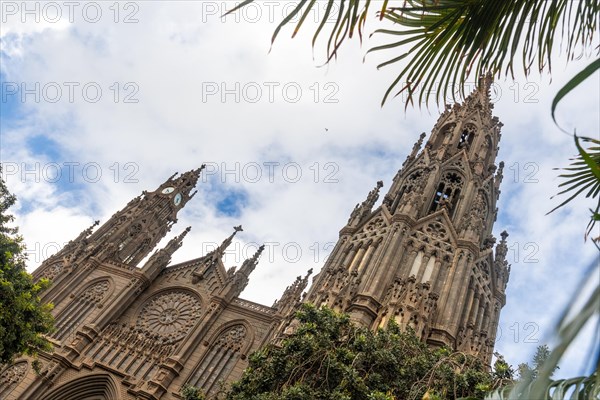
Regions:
[[216, 188, 248, 218]]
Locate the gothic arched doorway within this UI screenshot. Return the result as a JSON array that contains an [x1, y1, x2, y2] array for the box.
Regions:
[[44, 374, 120, 400]]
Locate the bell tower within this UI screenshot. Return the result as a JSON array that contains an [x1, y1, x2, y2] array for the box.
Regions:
[[304, 76, 510, 364], [34, 166, 206, 299]]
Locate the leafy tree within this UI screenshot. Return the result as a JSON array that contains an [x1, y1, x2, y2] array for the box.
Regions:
[[491, 352, 514, 388], [182, 383, 207, 400], [225, 304, 492, 400], [517, 345, 559, 381], [0, 166, 54, 365]]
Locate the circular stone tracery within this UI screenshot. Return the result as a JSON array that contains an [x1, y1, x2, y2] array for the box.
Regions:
[[137, 291, 201, 340]]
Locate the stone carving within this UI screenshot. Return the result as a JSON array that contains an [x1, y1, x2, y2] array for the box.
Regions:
[[214, 325, 247, 352], [81, 280, 110, 303], [39, 262, 63, 281], [0, 361, 27, 393], [137, 291, 202, 340], [425, 221, 448, 240]]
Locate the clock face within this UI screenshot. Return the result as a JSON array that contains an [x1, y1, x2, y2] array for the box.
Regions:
[[173, 193, 182, 206], [162, 187, 175, 194]]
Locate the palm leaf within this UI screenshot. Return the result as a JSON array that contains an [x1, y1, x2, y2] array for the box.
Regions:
[[226, 0, 598, 107], [548, 135, 600, 242], [552, 59, 600, 125], [484, 372, 599, 399]]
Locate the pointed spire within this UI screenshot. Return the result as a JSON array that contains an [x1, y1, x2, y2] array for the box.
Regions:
[[495, 230, 509, 262], [164, 226, 191, 254], [365, 181, 384, 208], [461, 71, 494, 110], [228, 244, 264, 298], [411, 133, 427, 158], [142, 227, 190, 275], [239, 244, 265, 276], [273, 268, 313, 313], [176, 164, 206, 191], [217, 225, 243, 255], [76, 220, 100, 240], [347, 181, 384, 226], [478, 72, 494, 95]]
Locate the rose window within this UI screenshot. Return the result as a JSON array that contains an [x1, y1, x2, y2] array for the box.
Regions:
[[137, 291, 201, 340]]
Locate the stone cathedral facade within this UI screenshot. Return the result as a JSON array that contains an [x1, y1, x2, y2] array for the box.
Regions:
[[1, 78, 511, 399]]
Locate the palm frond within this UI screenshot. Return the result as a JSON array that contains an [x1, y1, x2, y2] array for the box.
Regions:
[[226, 0, 599, 107], [484, 372, 599, 399], [376, 0, 599, 105], [548, 135, 600, 243]]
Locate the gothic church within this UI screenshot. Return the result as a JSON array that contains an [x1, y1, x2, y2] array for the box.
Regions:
[[0, 77, 511, 399]]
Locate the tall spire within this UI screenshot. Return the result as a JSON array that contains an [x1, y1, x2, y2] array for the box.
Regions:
[[86, 168, 205, 267], [305, 80, 509, 365], [274, 268, 313, 315]]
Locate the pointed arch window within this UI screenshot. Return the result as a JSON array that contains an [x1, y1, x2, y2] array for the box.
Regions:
[[458, 126, 476, 150], [433, 124, 454, 149], [430, 172, 463, 215], [392, 169, 424, 213], [187, 324, 248, 395], [0, 361, 28, 398], [53, 280, 110, 341]]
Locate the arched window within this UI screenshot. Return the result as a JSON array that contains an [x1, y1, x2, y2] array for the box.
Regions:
[[457, 126, 476, 150], [38, 261, 64, 282], [53, 280, 110, 341], [0, 361, 28, 398], [187, 324, 248, 395], [433, 124, 454, 149], [429, 172, 463, 215], [391, 170, 425, 213]]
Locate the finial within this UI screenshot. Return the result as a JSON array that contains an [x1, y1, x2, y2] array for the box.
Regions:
[[376, 180, 384, 189], [248, 244, 265, 263], [239, 244, 264, 275], [217, 225, 243, 254], [500, 230, 509, 241]]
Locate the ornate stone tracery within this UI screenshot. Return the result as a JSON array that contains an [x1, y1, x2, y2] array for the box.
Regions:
[[39, 262, 63, 281], [187, 324, 249, 395], [0, 361, 28, 398], [136, 290, 202, 341]]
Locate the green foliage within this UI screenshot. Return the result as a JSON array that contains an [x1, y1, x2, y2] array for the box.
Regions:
[[484, 373, 599, 400], [226, 0, 598, 107], [226, 304, 492, 400], [182, 383, 207, 400], [517, 345, 558, 381], [549, 135, 600, 244], [0, 166, 54, 364]]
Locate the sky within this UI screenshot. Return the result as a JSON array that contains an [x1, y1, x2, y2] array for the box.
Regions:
[[1, 1, 598, 379]]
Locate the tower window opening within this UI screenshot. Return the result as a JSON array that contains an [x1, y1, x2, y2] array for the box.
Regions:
[[458, 129, 475, 150], [430, 172, 463, 214], [430, 183, 448, 212]]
